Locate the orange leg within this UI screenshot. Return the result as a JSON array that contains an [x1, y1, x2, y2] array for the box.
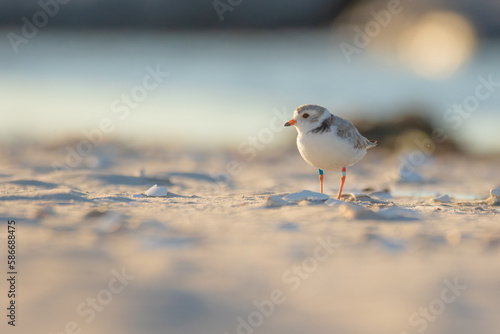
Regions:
[[319, 169, 324, 194], [337, 167, 347, 199]]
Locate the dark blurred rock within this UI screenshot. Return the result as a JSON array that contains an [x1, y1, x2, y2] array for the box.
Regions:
[[354, 114, 462, 154]]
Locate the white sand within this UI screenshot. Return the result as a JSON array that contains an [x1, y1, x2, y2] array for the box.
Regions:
[[1, 142, 499, 334]]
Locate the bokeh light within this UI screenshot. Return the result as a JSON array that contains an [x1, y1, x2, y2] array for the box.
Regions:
[[398, 11, 477, 80]]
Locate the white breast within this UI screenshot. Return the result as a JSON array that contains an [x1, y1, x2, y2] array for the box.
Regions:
[[297, 128, 367, 171]]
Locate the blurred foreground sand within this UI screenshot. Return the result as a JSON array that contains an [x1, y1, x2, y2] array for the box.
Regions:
[[0, 142, 499, 334]]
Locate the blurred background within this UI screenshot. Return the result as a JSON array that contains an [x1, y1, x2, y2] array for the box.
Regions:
[[1, 0, 500, 154], [2, 3, 500, 334]]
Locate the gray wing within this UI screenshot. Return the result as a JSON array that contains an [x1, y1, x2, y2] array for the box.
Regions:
[[333, 115, 376, 150]]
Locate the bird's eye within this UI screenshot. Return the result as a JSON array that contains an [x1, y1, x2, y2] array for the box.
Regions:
[[303, 113, 310, 119]]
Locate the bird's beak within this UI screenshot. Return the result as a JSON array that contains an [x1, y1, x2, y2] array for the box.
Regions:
[[284, 119, 297, 127]]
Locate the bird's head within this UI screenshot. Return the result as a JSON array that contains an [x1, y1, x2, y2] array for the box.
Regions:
[[284, 104, 331, 133]]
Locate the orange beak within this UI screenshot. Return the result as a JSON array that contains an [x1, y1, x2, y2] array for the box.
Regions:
[[284, 119, 297, 127]]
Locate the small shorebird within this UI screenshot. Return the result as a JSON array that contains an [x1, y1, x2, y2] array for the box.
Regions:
[[285, 104, 376, 199]]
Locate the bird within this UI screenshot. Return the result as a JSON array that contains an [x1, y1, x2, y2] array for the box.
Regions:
[[284, 104, 376, 199]]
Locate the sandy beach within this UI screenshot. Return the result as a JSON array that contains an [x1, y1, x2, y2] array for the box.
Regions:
[[1, 140, 499, 334], [2, 0, 500, 332]]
